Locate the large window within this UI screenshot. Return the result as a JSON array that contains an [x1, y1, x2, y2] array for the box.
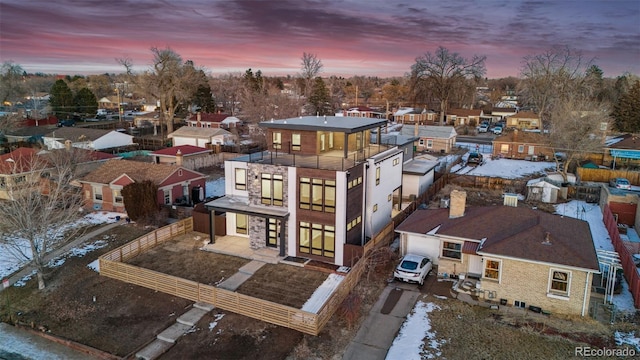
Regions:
[[518, 145, 525, 153], [261, 173, 283, 206], [549, 269, 570, 296], [236, 214, 248, 234], [164, 190, 171, 205], [442, 242, 462, 260], [93, 186, 103, 201], [292, 133, 301, 151], [301, 177, 335, 213], [299, 222, 334, 258], [235, 168, 247, 190], [273, 132, 282, 149], [300, 177, 311, 209], [426, 139, 433, 148], [484, 259, 501, 280]]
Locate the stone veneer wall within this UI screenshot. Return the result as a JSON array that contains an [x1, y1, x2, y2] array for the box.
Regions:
[[246, 163, 289, 250]]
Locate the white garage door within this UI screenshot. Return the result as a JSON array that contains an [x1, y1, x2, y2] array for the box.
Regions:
[[405, 235, 441, 265]]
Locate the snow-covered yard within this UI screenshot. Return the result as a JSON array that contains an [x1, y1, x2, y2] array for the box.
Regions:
[[0, 211, 125, 281], [388, 156, 639, 358]]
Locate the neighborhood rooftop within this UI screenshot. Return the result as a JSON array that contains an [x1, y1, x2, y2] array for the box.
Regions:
[[258, 116, 387, 133], [80, 159, 182, 184]]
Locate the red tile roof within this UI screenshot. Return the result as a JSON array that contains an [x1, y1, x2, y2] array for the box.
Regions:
[[396, 206, 599, 270], [151, 145, 211, 157]]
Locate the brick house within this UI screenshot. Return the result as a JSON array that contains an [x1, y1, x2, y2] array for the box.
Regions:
[[78, 159, 206, 212], [343, 106, 386, 118], [204, 116, 404, 266], [492, 130, 554, 160], [185, 113, 242, 129], [446, 108, 484, 126], [506, 111, 541, 130], [395, 190, 600, 316], [0, 147, 116, 200], [393, 108, 437, 125]]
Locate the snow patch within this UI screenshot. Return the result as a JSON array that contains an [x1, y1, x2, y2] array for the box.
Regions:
[[301, 273, 344, 313], [386, 301, 443, 360]]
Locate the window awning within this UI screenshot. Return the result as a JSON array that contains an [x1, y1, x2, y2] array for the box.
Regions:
[[204, 195, 289, 219], [610, 149, 640, 160]]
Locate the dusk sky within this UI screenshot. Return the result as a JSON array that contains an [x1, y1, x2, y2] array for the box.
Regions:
[[1, 0, 639, 79]]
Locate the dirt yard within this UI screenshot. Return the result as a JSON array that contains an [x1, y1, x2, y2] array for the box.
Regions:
[[2, 201, 636, 359]]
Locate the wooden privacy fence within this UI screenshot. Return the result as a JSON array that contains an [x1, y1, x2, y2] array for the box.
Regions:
[[99, 217, 395, 335], [577, 168, 640, 185], [448, 174, 527, 192], [602, 205, 640, 310]]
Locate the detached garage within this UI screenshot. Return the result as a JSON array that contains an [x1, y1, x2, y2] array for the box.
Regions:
[[168, 127, 231, 148]]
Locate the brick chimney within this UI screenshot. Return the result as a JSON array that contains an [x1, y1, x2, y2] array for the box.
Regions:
[[196, 112, 201, 127], [175, 149, 183, 167], [449, 190, 466, 218]]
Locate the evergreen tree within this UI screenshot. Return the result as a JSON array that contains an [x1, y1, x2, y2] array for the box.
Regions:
[[49, 79, 74, 118], [122, 180, 159, 221], [612, 80, 640, 132], [308, 77, 332, 115], [193, 79, 215, 113], [74, 87, 98, 117]]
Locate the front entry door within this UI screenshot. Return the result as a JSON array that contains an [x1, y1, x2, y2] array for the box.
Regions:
[[267, 218, 279, 248]]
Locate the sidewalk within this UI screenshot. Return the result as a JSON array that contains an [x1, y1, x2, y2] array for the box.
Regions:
[[1, 220, 124, 292]]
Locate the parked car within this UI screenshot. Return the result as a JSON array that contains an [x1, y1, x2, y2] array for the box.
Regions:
[[467, 152, 484, 166], [492, 125, 503, 135], [609, 178, 631, 190], [57, 119, 75, 127], [394, 254, 432, 286], [477, 124, 489, 133]]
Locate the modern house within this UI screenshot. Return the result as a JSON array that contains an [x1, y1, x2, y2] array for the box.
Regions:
[[168, 126, 232, 148], [400, 125, 457, 153], [395, 190, 600, 316], [204, 116, 404, 266], [43, 127, 135, 151], [78, 159, 206, 212], [492, 130, 553, 160], [185, 113, 242, 129]]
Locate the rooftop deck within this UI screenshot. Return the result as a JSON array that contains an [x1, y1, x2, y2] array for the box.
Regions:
[[229, 144, 394, 171]]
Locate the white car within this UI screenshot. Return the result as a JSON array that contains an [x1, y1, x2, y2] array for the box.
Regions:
[[394, 254, 432, 286], [477, 124, 489, 133]]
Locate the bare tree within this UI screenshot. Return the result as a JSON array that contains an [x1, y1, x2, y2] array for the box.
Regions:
[[411, 46, 486, 125], [518, 46, 592, 130], [0, 148, 91, 289], [300, 52, 323, 98], [549, 95, 610, 181], [122, 48, 205, 136]]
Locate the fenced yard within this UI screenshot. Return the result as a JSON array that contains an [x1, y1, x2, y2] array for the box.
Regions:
[[99, 217, 395, 335]]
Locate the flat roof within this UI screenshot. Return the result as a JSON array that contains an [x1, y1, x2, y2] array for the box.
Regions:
[[205, 196, 290, 219], [259, 116, 387, 134], [403, 159, 440, 175]]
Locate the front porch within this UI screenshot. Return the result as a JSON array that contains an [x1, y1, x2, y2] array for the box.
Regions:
[[201, 234, 282, 264]]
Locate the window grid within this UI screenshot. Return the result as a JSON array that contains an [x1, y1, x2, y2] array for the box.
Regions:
[[235, 168, 247, 190], [442, 241, 462, 260]]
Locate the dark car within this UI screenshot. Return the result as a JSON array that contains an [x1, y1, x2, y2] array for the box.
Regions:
[[467, 152, 483, 166], [57, 119, 76, 127]]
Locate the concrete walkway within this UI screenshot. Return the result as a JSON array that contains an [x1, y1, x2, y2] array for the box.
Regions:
[[135, 259, 266, 360], [1, 220, 124, 292], [0, 322, 96, 360], [342, 281, 422, 360]]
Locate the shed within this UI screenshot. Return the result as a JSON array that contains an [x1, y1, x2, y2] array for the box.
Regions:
[[526, 178, 561, 203]]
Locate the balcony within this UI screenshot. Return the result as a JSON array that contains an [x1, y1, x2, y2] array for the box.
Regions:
[[230, 144, 394, 171]]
